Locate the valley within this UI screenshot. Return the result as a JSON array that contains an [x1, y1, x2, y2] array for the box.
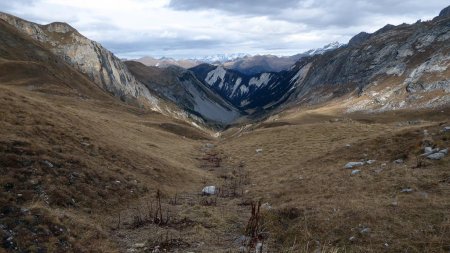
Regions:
[[0, 4, 450, 253]]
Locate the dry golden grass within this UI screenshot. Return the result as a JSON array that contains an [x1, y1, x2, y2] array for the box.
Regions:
[[220, 107, 450, 252]]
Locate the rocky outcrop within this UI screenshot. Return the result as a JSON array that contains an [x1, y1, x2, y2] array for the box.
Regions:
[[439, 6, 450, 18], [0, 12, 160, 111], [284, 6, 450, 112]]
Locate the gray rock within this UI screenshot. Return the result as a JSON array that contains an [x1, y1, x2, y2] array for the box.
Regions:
[[366, 160, 376, 165], [43, 160, 54, 168], [444, 126, 450, 132], [349, 32, 371, 46], [401, 188, 413, 193], [360, 227, 371, 234], [438, 5, 450, 18], [424, 146, 433, 154], [351, 169, 361, 175], [440, 148, 448, 155], [427, 152, 445, 160], [344, 162, 364, 169], [394, 159, 404, 164]]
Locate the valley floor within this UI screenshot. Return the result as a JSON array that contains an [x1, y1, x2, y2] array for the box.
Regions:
[[1, 80, 450, 252]]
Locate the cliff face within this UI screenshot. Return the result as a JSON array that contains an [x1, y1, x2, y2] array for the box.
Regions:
[[0, 12, 160, 110], [285, 13, 450, 112]]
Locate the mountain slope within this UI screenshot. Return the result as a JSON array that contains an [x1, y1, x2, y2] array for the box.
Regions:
[[0, 12, 160, 110], [284, 12, 450, 112], [0, 18, 211, 252], [190, 63, 298, 114], [125, 61, 241, 124], [0, 12, 209, 127]]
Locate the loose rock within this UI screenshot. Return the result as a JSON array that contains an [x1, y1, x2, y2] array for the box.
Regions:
[[344, 162, 364, 169], [394, 159, 404, 164], [401, 188, 413, 193], [351, 169, 361, 175], [427, 152, 445, 160], [366, 160, 376, 165], [202, 185, 216, 195]]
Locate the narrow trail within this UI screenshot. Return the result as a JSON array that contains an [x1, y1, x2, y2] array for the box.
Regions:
[[109, 141, 256, 253]]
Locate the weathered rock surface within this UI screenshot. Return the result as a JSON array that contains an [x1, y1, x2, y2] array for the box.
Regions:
[[0, 12, 160, 110], [125, 61, 241, 124]]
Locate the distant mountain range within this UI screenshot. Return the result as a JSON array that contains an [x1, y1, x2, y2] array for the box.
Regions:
[[134, 42, 344, 75]]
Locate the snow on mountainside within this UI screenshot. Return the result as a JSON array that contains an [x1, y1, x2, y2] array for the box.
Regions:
[[135, 56, 201, 69], [221, 42, 344, 75], [133, 42, 343, 76], [192, 53, 250, 64]]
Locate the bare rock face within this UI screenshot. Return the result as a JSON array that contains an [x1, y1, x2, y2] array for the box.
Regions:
[[285, 7, 450, 112], [0, 12, 159, 111], [439, 6, 450, 18]]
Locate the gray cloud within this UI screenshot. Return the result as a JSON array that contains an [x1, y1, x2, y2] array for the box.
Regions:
[[168, 0, 301, 15], [1, 0, 448, 59], [169, 0, 447, 28], [0, 0, 36, 11], [102, 37, 225, 58]]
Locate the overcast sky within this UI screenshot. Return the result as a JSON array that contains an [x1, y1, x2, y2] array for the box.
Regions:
[[1, 0, 448, 59]]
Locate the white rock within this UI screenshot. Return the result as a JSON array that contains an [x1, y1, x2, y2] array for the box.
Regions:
[[401, 188, 413, 193], [202, 186, 216, 195], [394, 159, 404, 164], [351, 170, 361, 175], [439, 148, 448, 155], [366, 160, 376, 164], [255, 148, 263, 153], [443, 126, 450, 132], [344, 162, 364, 169], [424, 147, 433, 154]]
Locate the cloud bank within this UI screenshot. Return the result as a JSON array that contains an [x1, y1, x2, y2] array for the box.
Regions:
[[1, 0, 447, 58]]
